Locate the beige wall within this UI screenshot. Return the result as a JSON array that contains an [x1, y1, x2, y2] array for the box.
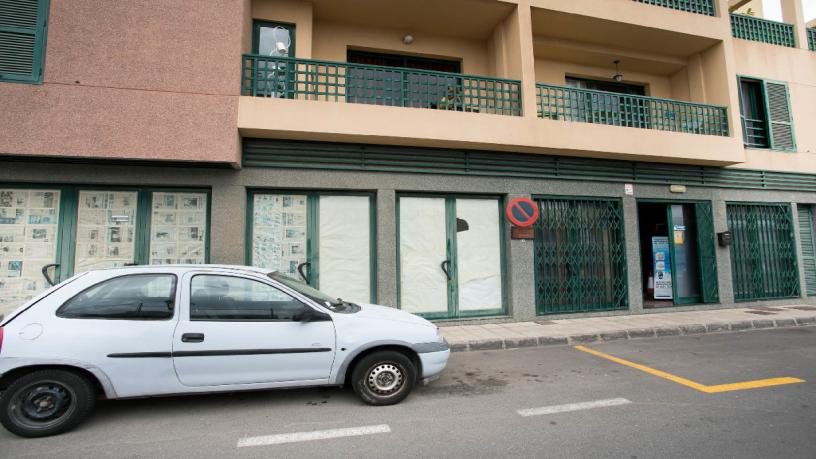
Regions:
[[0, 0, 246, 165], [252, 0, 313, 57]]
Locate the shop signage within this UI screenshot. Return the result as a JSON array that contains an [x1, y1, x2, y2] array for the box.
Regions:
[[652, 236, 673, 300], [505, 197, 539, 227], [510, 226, 535, 239]]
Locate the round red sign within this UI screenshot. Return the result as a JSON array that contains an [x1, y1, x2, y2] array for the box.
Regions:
[[505, 197, 539, 227]]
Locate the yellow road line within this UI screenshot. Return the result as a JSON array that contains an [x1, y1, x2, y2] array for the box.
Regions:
[[574, 345, 805, 394]]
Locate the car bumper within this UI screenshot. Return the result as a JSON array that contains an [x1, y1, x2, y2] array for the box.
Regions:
[[418, 348, 450, 381]]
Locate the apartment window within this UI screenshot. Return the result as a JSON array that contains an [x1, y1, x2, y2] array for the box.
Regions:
[[738, 77, 795, 151], [0, 0, 49, 83], [251, 21, 295, 98], [564, 77, 648, 128], [346, 50, 461, 109]]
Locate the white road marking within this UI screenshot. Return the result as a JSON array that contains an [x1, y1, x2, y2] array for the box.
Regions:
[[517, 398, 632, 417], [237, 424, 392, 448]]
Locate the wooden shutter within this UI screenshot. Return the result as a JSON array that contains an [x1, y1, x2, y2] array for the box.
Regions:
[[798, 205, 816, 296], [0, 0, 47, 83], [764, 81, 795, 151]]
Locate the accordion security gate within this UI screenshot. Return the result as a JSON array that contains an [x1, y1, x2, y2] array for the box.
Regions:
[[727, 203, 800, 301], [534, 197, 628, 315]]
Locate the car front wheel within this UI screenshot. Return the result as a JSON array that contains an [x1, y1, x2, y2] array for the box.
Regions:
[[351, 351, 417, 406], [0, 369, 97, 438]]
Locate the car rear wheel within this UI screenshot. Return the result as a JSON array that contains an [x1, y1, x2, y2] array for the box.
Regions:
[[351, 351, 416, 406], [0, 369, 96, 438]]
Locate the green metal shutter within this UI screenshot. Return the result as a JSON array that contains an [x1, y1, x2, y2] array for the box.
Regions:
[[727, 203, 800, 301], [0, 0, 48, 83], [534, 197, 628, 315], [695, 202, 719, 303], [797, 205, 816, 296], [764, 81, 795, 151]]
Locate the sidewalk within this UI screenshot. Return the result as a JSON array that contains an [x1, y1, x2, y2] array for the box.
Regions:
[[440, 305, 816, 352]]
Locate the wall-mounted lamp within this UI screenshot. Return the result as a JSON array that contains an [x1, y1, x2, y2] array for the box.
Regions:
[[612, 60, 624, 82], [402, 34, 414, 45]]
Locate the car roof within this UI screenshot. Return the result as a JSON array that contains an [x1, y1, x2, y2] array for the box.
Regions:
[[87, 264, 275, 276]]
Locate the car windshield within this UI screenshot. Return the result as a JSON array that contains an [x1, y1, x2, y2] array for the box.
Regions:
[[268, 272, 354, 311]]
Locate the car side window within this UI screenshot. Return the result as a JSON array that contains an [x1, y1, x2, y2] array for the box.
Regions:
[[58, 274, 176, 320], [190, 275, 308, 321]]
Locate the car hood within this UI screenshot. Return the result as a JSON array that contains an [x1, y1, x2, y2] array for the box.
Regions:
[[351, 303, 435, 328]]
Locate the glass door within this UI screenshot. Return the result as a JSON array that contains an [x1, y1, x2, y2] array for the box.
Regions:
[[398, 196, 504, 319], [668, 204, 701, 304]]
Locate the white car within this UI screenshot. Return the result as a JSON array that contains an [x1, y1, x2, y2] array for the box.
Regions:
[[0, 265, 449, 438]]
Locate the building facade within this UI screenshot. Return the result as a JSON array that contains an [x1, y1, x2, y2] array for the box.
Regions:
[[1, 0, 815, 322]]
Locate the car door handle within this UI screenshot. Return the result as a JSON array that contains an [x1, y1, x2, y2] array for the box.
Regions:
[[181, 333, 205, 343]]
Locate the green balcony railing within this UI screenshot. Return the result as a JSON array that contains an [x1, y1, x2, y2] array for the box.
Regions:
[[808, 27, 815, 51], [730, 14, 796, 47], [633, 0, 715, 16], [536, 83, 729, 136], [241, 54, 522, 116]]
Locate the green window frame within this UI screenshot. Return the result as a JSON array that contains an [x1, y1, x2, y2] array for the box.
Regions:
[[738, 76, 796, 152], [246, 190, 377, 303], [252, 20, 296, 57], [395, 193, 508, 320], [0, 0, 50, 84], [0, 184, 211, 285]]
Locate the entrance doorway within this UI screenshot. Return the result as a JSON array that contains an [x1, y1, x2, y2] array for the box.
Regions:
[[637, 201, 719, 308]]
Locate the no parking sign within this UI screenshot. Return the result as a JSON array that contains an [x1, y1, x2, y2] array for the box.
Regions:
[[505, 197, 539, 227]]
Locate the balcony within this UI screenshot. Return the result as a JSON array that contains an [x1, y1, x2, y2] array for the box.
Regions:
[[241, 55, 522, 116], [730, 14, 796, 48], [809, 27, 815, 51], [633, 0, 716, 16], [536, 84, 729, 137]]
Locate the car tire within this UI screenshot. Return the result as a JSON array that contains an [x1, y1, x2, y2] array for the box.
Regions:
[[0, 369, 97, 438], [351, 351, 417, 406]]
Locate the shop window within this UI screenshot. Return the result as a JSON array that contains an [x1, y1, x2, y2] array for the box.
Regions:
[[0, 188, 60, 314], [727, 203, 799, 301], [738, 77, 795, 151], [248, 191, 375, 304], [0, 0, 49, 84], [398, 195, 505, 319], [534, 197, 628, 315], [0, 186, 210, 316]]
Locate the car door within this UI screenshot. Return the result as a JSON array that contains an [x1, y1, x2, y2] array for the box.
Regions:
[[172, 271, 337, 387], [49, 271, 181, 398]]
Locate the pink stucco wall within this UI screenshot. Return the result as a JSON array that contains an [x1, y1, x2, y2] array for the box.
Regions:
[[0, 0, 247, 165]]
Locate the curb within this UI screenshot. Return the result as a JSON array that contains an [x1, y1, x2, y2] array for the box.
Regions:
[[448, 316, 816, 352]]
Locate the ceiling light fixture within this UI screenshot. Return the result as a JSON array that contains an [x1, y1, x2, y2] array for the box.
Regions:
[[613, 60, 624, 82]]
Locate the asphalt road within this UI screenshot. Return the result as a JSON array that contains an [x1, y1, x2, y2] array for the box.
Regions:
[[2, 327, 815, 458]]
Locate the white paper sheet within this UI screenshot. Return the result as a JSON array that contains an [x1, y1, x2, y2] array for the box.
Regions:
[[75, 191, 138, 273], [318, 196, 371, 303], [456, 199, 503, 312], [399, 197, 448, 314]]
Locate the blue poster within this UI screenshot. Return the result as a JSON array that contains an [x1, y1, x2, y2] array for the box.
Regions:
[[652, 236, 673, 300]]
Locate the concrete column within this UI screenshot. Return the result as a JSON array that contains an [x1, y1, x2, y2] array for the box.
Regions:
[[622, 196, 643, 313], [780, 0, 809, 50], [210, 183, 246, 265], [506, 194, 537, 321], [713, 199, 735, 304], [376, 189, 398, 307], [509, 1, 539, 119]]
